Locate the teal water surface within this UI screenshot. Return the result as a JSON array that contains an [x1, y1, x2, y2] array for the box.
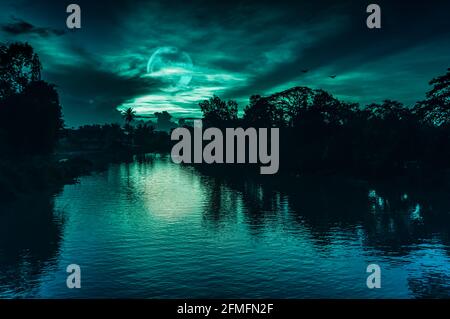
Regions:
[[1, 154, 449, 298]]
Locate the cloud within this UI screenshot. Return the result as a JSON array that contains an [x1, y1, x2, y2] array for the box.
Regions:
[[43, 50, 162, 125], [1, 17, 65, 37]]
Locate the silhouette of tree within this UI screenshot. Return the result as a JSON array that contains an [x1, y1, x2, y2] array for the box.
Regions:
[[243, 95, 284, 127], [178, 118, 187, 126], [243, 87, 357, 129], [199, 95, 238, 126], [0, 42, 41, 99], [415, 68, 450, 126], [121, 107, 136, 137], [0, 81, 63, 155], [122, 107, 136, 125], [367, 100, 410, 121], [154, 111, 177, 131], [0, 43, 62, 156], [263, 86, 315, 127], [133, 123, 157, 150], [221, 84, 447, 176], [360, 100, 420, 174]]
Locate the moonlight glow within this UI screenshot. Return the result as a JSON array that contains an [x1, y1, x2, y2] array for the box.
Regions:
[[147, 46, 194, 92]]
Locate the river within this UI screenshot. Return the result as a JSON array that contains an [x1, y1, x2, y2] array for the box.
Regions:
[[1, 154, 449, 298]]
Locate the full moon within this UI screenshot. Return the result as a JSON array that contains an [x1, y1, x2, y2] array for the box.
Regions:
[[147, 46, 193, 92]]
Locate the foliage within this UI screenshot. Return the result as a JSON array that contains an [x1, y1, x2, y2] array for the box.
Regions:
[[0, 43, 63, 156], [199, 69, 450, 177], [199, 95, 238, 126], [414, 68, 450, 126], [0, 42, 41, 100]]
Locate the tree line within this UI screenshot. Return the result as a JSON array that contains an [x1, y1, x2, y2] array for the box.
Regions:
[[1, 41, 450, 179], [198, 68, 450, 178]]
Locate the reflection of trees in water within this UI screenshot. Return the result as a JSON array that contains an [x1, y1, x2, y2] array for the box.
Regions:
[[200, 174, 295, 235], [362, 180, 450, 257], [0, 193, 64, 297], [199, 172, 450, 297], [201, 173, 450, 252], [200, 176, 241, 231], [201, 175, 371, 237]]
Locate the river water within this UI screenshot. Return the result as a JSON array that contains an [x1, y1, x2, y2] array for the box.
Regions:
[[1, 154, 449, 298]]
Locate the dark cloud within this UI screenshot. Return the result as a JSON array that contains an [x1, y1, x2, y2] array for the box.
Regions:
[[44, 58, 161, 125], [226, 0, 450, 99], [1, 17, 65, 37]]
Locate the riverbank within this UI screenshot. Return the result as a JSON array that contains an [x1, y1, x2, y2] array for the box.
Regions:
[[0, 148, 138, 202], [0, 156, 89, 202], [3, 145, 450, 206]]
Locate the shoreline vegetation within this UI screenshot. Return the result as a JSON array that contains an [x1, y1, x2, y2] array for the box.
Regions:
[[2, 42, 450, 201]]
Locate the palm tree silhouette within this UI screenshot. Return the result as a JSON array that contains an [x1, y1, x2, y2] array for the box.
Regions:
[[122, 107, 136, 146], [122, 107, 136, 125]]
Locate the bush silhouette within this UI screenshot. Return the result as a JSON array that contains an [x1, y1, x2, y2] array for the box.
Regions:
[[0, 43, 63, 156]]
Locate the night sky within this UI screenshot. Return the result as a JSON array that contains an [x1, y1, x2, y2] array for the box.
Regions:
[[1, 0, 449, 127]]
